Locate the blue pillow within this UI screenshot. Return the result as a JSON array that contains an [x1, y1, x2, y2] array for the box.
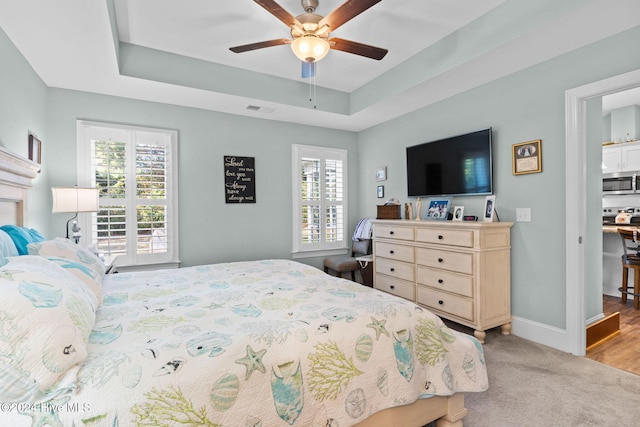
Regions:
[[0, 225, 45, 255]]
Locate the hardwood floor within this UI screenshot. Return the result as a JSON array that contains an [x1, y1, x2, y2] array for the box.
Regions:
[[586, 294, 640, 376]]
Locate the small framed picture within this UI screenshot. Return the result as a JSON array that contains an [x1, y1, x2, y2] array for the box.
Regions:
[[28, 134, 42, 164], [483, 196, 496, 222], [377, 185, 384, 198], [452, 206, 464, 222], [426, 197, 453, 220], [375, 166, 387, 181], [512, 139, 542, 175]]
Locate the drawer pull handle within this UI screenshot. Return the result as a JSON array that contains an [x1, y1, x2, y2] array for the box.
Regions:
[[438, 235, 443, 240], [438, 279, 444, 284], [390, 250, 394, 254], [389, 231, 395, 235], [438, 258, 444, 263], [438, 300, 444, 305], [390, 285, 395, 289], [390, 268, 395, 272]]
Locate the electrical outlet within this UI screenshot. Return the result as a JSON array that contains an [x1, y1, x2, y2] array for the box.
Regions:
[[516, 208, 531, 222]]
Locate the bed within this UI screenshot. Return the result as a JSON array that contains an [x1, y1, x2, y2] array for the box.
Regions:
[[0, 147, 488, 427]]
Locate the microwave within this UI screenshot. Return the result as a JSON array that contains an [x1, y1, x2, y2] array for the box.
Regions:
[[602, 173, 639, 194]]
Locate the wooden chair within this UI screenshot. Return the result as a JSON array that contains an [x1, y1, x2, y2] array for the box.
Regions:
[[324, 239, 370, 282], [617, 228, 640, 309]]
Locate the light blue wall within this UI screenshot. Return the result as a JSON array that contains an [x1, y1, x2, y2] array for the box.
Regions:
[[0, 28, 50, 233], [44, 89, 359, 270], [357, 26, 640, 329], [3, 19, 640, 333]]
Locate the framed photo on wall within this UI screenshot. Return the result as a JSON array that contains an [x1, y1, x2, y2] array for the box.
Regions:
[[483, 196, 496, 222], [377, 185, 384, 198], [512, 139, 542, 175], [28, 134, 42, 172], [375, 166, 387, 181]]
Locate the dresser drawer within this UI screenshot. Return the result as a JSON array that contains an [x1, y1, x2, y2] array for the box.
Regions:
[[417, 266, 473, 298], [376, 258, 415, 282], [375, 241, 414, 263], [374, 225, 415, 241], [375, 274, 415, 300], [415, 228, 474, 248], [417, 286, 474, 321], [416, 248, 473, 274]]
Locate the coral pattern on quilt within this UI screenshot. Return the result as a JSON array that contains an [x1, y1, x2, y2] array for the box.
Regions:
[[8, 259, 488, 426]]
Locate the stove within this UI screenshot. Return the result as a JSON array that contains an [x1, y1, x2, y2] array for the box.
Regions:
[[602, 207, 640, 225]]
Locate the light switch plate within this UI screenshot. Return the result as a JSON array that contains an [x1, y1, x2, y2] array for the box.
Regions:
[[516, 208, 531, 222]]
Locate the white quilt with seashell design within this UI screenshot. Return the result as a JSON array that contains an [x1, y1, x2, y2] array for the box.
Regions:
[[11, 259, 488, 426]]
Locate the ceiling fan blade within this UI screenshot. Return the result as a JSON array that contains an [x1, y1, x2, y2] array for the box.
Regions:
[[319, 0, 382, 32], [254, 0, 302, 28], [229, 38, 290, 53], [329, 37, 388, 60]]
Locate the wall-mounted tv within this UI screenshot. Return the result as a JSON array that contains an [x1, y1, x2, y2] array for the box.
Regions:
[[406, 128, 493, 197]]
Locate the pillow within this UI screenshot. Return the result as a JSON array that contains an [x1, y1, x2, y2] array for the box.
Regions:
[[45, 256, 103, 303], [27, 237, 107, 278], [0, 230, 19, 267], [0, 256, 98, 403], [0, 225, 45, 255]]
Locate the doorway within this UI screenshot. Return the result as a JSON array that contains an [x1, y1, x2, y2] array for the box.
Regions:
[[566, 68, 640, 356]]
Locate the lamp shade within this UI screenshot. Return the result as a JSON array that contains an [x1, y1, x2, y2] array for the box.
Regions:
[[51, 187, 99, 213], [291, 36, 330, 63]]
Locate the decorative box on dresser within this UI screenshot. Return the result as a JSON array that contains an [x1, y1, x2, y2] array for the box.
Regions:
[[372, 219, 513, 343]]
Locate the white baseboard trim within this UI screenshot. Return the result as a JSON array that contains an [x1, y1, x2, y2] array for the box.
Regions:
[[511, 316, 570, 353]]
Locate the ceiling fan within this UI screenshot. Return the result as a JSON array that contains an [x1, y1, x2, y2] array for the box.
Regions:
[[229, 0, 388, 64]]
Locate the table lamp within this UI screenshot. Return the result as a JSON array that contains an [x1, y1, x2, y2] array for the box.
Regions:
[[51, 186, 99, 244]]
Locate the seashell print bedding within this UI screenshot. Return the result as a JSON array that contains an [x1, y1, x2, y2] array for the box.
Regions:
[[4, 259, 488, 426]]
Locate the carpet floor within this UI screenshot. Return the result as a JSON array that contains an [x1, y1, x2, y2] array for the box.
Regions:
[[460, 328, 640, 426]]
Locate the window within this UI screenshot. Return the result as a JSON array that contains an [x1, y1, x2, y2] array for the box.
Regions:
[[292, 144, 347, 256], [77, 121, 179, 267]]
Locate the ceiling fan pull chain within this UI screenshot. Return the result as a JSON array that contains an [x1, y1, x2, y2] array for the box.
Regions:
[[308, 63, 317, 109], [313, 70, 317, 109]]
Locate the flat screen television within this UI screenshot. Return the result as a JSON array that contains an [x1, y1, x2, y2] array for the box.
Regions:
[[406, 128, 493, 197]]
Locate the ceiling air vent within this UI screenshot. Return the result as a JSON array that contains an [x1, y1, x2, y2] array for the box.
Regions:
[[246, 105, 274, 113]]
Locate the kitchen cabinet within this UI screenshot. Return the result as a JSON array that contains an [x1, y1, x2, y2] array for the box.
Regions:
[[602, 141, 640, 173]]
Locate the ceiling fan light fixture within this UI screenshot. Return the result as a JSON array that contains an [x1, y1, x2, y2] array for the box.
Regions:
[[291, 36, 329, 62]]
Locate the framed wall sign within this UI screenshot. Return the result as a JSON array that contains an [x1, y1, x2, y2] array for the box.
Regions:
[[224, 155, 256, 203], [512, 139, 542, 175]]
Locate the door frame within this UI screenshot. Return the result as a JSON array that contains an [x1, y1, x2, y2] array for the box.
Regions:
[[565, 68, 640, 356]]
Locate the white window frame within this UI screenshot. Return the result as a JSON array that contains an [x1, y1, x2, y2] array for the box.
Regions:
[[76, 120, 179, 268], [292, 144, 348, 258]]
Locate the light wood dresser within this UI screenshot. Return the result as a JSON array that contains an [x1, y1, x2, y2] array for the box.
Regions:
[[372, 219, 513, 343]]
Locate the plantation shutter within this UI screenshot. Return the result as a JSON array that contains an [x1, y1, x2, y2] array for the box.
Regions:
[[293, 145, 347, 254], [78, 121, 178, 267]]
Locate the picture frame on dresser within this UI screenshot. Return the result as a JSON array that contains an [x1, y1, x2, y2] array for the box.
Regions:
[[452, 206, 464, 221], [483, 195, 496, 222], [425, 197, 452, 220]]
